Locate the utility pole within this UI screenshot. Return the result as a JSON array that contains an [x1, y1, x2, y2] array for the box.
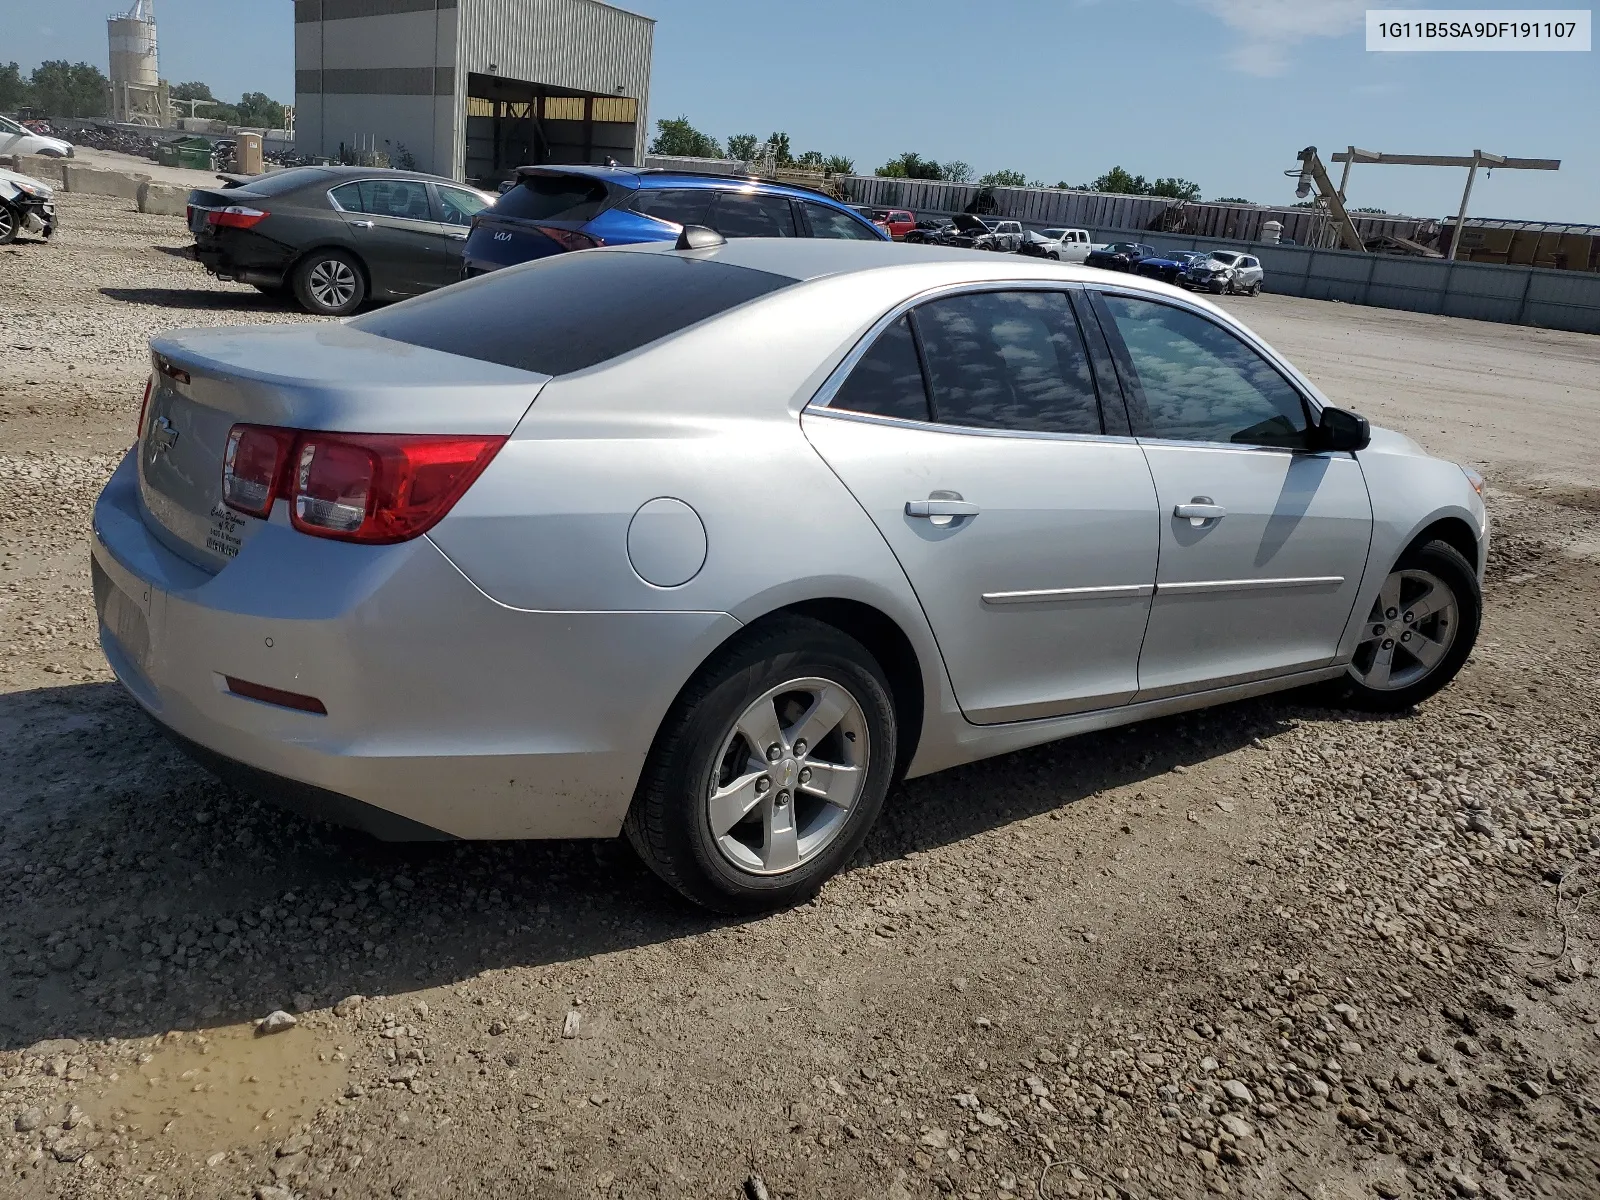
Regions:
[[1329, 149, 1559, 261]]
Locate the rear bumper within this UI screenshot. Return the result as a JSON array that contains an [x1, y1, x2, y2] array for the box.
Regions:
[[90, 451, 741, 840], [193, 233, 291, 286]]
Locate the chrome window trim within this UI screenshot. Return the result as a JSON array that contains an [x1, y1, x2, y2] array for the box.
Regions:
[[325, 178, 437, 226], [1087, 282, 1328, 419], [804, 278, 1129, 445], [806, 406, 1139, 447]]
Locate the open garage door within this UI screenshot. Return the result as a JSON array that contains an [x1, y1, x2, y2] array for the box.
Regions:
[[465, 73, 639, 190]]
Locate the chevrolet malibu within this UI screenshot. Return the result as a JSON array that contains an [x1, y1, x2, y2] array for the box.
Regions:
[[92, 236, 1486, 912]]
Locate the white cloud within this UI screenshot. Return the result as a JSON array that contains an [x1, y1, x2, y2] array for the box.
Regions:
[[1191, 0, 1367, 74]]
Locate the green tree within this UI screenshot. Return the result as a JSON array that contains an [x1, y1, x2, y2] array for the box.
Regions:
[[29, 60, 109, 118], [170, 80, 215, 102], [978, 169, 1028, 187], [766, 131, 793, 167], [726, 133, 759, 161], [1212, 196, 1253, 204], [822, 154, 855, 176], [1089, 166, 1150, 195], [236, 91, 286, 129], [0, 63, 30, 111], [1352, 206, 1389, 213], [648, 116, 722, 158], [794, 149, 825, 171], [940, 160, 972, 183], [1149, 177, 1201, 201], [876, 151, 942, 180]]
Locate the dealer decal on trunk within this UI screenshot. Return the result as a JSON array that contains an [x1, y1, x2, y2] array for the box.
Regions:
[[205, 502, 249, 560]]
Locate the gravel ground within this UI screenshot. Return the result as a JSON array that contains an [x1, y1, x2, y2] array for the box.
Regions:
[[2, 192, 1599, 1200]]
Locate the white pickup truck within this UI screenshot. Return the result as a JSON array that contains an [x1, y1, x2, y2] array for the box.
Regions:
[[1038, 227, 1093, 262]]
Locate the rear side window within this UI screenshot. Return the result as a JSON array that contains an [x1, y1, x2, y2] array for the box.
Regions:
[[329, 182, 364, 212], [494, 173, 611, 223], [359, 179, 431, 221], [350, 251, 797, 376], [802, 201, 880, 240], [829, 317, 931, 422], [913, 291, 1102, 435], [713, 192, 798, 238], [630, 187, 714, 228]]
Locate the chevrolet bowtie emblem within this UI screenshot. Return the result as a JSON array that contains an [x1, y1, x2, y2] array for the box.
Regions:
[[148, 415, 180, 457]]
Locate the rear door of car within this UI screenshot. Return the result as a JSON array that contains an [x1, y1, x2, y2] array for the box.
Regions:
[[802, 285, 1160, 724], [1086, 287, 1372, 699], [428, 183, 492, 285], [709, 189, 801, 239], [331, 178, 444, 296]]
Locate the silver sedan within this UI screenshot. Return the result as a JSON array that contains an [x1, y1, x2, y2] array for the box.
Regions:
[[92, 237, 1487, 911]]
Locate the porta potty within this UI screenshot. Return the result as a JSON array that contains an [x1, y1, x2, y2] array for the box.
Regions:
[[236, 133, 264, 176]]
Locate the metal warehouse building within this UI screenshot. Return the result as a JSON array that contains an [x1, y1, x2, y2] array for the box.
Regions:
[[294, 0, 653, 187]]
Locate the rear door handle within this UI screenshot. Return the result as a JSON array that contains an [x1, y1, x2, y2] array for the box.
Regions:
[[906, 500, 980, 519], [1174, 501, 1226, 526]]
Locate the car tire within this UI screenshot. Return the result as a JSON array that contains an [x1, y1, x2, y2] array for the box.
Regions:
[[1329, 539, 1481, 713], [291, 249, 367, 316], [1249, 281, 1263, 296], [0, 204, 17, 246], [1209, 282, 1226, 294], [624, 615, 898, 914]]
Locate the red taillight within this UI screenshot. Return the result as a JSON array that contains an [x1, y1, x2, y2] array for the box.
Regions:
[[186, 204, 194, 226], [536, 224, 600, 252], [136, 376, 153, 441], [223, 424, 297, 517], [220, 425, 505, 544], [207, 205, 267, 229]]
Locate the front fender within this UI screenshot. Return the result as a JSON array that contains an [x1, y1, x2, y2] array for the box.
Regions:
[[1336, 446, 1488, 661]]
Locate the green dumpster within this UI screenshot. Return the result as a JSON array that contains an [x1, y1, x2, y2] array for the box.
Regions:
[[156, 136, 215, 170]]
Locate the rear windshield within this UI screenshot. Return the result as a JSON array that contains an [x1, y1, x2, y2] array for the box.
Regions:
[[230, 167, 337, 197], [493, 173, 612, 223], [350, 251, 798, 376]]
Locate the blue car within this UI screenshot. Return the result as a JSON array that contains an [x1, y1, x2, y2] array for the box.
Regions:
[[462, 166, 888, 275]]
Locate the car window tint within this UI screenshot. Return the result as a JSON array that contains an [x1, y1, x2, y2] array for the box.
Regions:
[[329, 182, 364, 213], [494, 173, 611, 222], [351, 252, 797, 376], [438, 186, 489, 226], [913, 291, 1102, 435], [713, 191, 797, 238], [829, 317, 930, 422], [1099, 295, 1308, 447], [802, 201, 879, 240], [630, 187, 714, 228], [358, 179, 432, 222]]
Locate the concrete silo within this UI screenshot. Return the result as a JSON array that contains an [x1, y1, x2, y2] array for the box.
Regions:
[[108, 0, 168, 125]]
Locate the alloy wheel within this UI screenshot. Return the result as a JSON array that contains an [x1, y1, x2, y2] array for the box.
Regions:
[[307, 258, 357, 310], [705, 677, 870, 876], [1349, 568, 1459, 691], [0, 207, 14, 241]]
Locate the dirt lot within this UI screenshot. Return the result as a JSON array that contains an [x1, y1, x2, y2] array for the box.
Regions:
[[2, 192, 1599, 1200]]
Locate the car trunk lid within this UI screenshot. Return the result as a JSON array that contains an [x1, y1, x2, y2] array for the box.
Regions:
[[137, 323, 550, 573]]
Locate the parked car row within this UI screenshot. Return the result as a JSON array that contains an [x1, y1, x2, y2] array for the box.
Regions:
[[1086, 240, 1266, 295], [186, 164, 887, 314]]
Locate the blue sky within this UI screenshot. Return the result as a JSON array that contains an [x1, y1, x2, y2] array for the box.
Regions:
[[12, 0, 1596, 221]]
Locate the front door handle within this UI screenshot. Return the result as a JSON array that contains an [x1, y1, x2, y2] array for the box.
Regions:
[[1174, 500, 1226, 526], [349, 220, 375, 229], [906, 499, 980, 519]]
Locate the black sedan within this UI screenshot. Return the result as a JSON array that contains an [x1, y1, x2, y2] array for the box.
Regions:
[[1083, 241, 1155, 272], [186, 166, 494, 315]]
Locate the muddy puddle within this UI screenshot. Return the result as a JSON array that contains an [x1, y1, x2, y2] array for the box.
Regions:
[[86, 1022, 347, 1156]]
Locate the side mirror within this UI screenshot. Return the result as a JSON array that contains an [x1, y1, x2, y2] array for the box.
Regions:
[[1315, 406, 1370, 452]]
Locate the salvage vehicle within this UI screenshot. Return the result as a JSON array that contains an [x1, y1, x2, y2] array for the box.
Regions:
[[93, 239, 1486, 912], [1038, 227, 1094, 262], [0, 113, 73, 159], [1084, 241, 1156, 272], [0, 166, 56, 244], [1181, 250, 1264, 295], [1134, 250, 1204, 285], [903, 213, 999, 249], [853, 207, 917, 240], [463, 166, 885, 275], [185, 166, 495, 316]]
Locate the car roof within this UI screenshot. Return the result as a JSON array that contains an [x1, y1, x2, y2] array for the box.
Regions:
[[610, 237, 1229, 295], [515, 163, 850, 205]]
